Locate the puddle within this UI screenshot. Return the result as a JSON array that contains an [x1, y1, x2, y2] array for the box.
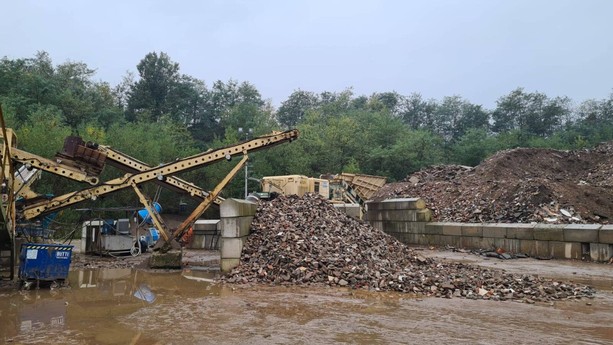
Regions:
[[0, 268, 221, 344], [1, 267, 612, 344]]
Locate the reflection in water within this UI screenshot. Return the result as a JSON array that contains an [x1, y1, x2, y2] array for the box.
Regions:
[[19, 296, 67, 333], [0, 267, 219, 344], [0, 267, 612, 345], [133, 284, 156, 304]]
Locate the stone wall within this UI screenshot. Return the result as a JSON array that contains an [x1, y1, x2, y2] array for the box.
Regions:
[[366, 198, 613, 262]]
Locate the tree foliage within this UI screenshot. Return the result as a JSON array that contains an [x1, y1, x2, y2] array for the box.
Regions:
[[0, 51, 612, 218]]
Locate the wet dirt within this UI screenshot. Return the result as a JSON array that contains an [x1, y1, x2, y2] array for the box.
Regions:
[[1, 250, 612, 345], [419, 248, 613, 291], [373, 143, 613, 224]]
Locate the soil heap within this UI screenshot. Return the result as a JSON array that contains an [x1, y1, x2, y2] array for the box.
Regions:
[[373, 142, 613, 224], [225, 194, 595, 302]]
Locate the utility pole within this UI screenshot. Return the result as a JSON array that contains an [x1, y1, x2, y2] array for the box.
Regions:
[[238, 127, 253, 199]]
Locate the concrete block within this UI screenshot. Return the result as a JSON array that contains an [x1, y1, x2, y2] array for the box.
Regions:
[[500, 239, 521, 253], [407, 222, 427, 234], [441, 223, 463, 236], [598, 225, 613, 244], [364, 210, 380, 221], [220, 237, 245, 259], [367, 198, 426, 211], [413, 233, 428, 245], [530, 240, 551, 257], [220, 198, 257, 218], [387, 232, 403, 242], [590, 243, 613, 262], [416, 209, 432, 222], [461, 224, 483, 237], [363, 208, 380, 221], [190, 234, 206, 249], [533, 224, 565, 241], [549, 241, 582, 260], [149, 250, 182, 269], [564, 224, 600, 243], [193, 219, 220, 231], [382, 221, 427, 234], [479, 237, 496, 249], [425, 222, 445, 235], [365, 201, 378, 212], [368, 220, 385, 232], [190, 231, 220, 250], [369, 220, 384, 232], [393, 233, 423, 245], [519, 240, 536, 256], [482, 224, 508, 239], [333, 203, 361, 218], [423, 234, 441, 246], [221, 216, 254, 238], [565, 242, 583, 260], [371, 209, 430, 222], [439, 235, 462, 247], [379, 221, 402, 234], [99, 268, 132, 280], [221, 258, 241, 272], [506, 224, 535, 240], [460, 236, 490, 249]]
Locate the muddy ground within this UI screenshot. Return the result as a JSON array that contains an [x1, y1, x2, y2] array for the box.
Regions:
[[67, 247, 613, 288], [2, 248, 612, 345]]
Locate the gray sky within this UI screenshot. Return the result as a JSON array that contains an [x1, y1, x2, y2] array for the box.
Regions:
[[2, 0, 612, 108]]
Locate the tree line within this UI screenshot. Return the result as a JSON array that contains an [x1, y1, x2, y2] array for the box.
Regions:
[[1, 51, 612, 217]]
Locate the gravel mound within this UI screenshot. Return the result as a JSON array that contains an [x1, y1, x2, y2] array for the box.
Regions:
[[225, 194, 595, 302], [373, 142, 613, 224]]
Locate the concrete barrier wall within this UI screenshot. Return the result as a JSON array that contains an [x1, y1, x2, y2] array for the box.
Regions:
[[366, 199, 613, 262], [333, 203, 361, 219], [219, 199, 257, 272], [188, 219, 220, 250]]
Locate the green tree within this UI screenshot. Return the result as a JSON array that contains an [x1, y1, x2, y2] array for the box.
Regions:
[[276, 89, 319, 128], [451, 128, 493, 166], [398, 93, 438, 130], [433, 96, 489, 143], [126, 52, 180, 122], [492, 88, 570, 139], [367, 92, 401, 114]]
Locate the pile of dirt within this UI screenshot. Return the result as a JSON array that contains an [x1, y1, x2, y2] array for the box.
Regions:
[[373, 142, 613, 224], [224, 194, 595, 302]]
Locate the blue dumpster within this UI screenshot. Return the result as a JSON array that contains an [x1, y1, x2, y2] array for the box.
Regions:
[[19, 243, 74, 282]]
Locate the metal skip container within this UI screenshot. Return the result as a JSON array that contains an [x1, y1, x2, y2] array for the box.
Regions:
[[18, 243, 74, 282]]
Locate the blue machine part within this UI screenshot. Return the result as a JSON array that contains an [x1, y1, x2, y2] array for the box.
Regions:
[[140, 228, 160, 247], [41, 212, 58, 229], [19, 243, 74, 281], [133, 284, 156, 303], [137, 202, 162, 224], [100, 219, 116, 235], [149, 228, 160, 242]]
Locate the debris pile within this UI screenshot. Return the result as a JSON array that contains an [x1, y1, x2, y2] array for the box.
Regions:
[[373, 142, 613, 224], [225, 194, 595, 302]]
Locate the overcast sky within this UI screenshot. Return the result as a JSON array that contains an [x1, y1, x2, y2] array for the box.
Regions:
[[2, 0, 612, 108]]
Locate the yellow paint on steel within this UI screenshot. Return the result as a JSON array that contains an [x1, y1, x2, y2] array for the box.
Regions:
[[172, 154, 249, 240], [101, 146, 222, 204], [22, 129, 299, 220], [11, 147, 99, 185], [130, 181, 170, 242]]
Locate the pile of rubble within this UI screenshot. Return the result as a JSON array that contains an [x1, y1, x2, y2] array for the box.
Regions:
[[225, 194, 595, 302], [373, 142, 613, 224]]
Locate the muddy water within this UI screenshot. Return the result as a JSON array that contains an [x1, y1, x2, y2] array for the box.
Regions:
[[1, 268, 612, 345]]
